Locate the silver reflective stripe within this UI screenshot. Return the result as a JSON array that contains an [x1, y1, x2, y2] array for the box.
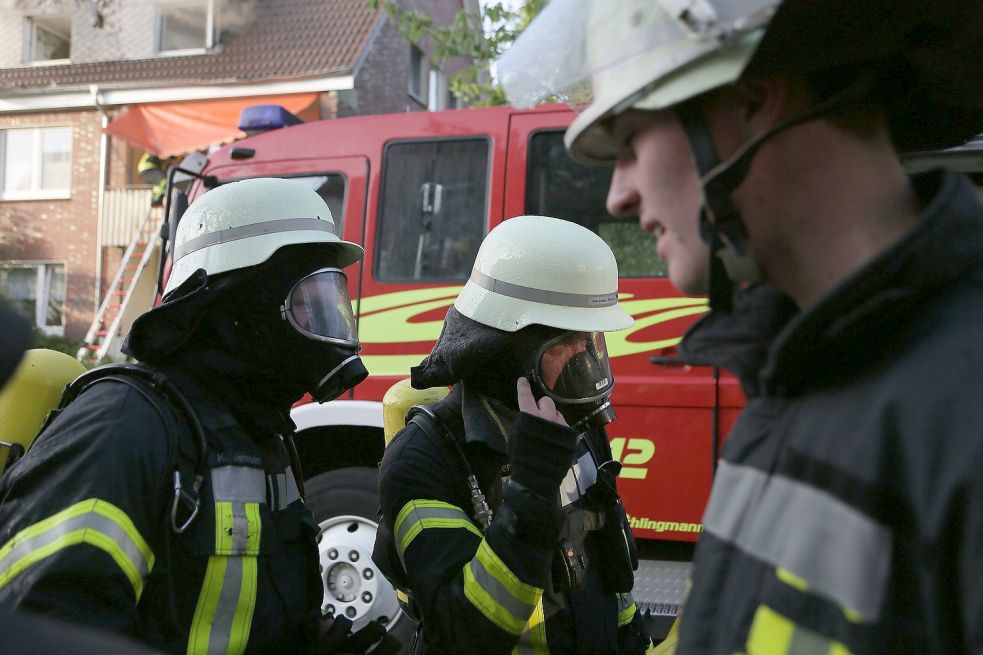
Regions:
[[470, 268, 618, 308], [704, 461, 892, 622], [212, 466, 267, 503], [268, 468, 301, 511], [467, 556, 537, 621], [208, 555, 245, 654], [394, 503, 480, 556], [0, 510, 151, 585], [229, 503, 250, 553], [558, 448, 598, 507], [174, 217, 336, 262]]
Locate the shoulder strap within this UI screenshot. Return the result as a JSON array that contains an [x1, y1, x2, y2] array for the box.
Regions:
[[406, 405, 494, 530], [56, 364, 207, 534]]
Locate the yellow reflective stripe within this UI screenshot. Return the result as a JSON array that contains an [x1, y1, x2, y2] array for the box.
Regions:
[[0, 499, 153, 601], [187, 502, 262, 655], [747, 605, 795, 654], [746, 604, 854, 655], [475, 540, 541, 606], [394, 500, 481, 559], [776, 567, 865, 625], [463, 540, 543, 636], [464, 559, 528, 635], [513, 597, 549, 655], [618, 602, 637, 627]]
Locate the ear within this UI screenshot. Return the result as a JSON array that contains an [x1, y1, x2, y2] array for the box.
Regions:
[[732, 73, 802, 134]]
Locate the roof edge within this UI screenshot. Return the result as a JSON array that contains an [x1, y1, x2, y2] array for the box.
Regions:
[[0, 72, 355, 114]]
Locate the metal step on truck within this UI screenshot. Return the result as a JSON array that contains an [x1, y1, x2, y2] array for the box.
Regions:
[[148, 102, 748, 648]]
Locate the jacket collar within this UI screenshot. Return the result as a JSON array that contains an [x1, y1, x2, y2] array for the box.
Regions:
[[436, 383, 516, 456], [683, 172, 983, 396]]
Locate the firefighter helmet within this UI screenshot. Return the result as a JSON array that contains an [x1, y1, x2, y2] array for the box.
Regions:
[[497, 0, 983, 161], [164, 177, 363, 297], [454, 215, 633, 332]]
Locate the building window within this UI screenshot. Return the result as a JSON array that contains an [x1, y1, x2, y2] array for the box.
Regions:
[[25, 15, 71, 63], [376, 138, 489, 281], [0, 262, 67, 336], [409, 45, 424, 99], [0, 127, 72, 201], [156, 0, 216, 53], [427, 68, 445, 111], [525, 130, 666, 278]]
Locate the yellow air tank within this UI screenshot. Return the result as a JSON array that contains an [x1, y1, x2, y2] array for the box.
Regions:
[[382, 378, 449, 447], [0, 349, 85, 471]]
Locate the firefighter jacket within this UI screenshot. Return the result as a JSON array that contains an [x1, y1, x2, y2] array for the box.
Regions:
[[675, 172, 983, 654], [0, 365, 324, 654], [373, 385, 650, 654]]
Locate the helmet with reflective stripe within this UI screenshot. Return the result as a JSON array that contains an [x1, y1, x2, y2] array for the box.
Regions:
[[498, 0, 983, 162], [164, 177, 363, 297], [454, 215, 633, 333]]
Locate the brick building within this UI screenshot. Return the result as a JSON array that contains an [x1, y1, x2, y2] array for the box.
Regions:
[[0, 0, 475, 342]]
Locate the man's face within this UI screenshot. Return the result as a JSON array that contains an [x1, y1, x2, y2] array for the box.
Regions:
[[605, 109, 709, 295]]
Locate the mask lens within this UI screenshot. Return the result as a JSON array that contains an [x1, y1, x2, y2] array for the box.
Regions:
[[537, 331, 612, 402], [284, 269, 358, 345]]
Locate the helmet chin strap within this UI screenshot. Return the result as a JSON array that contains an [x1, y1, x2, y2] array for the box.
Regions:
[[676, 82, 867, 312]]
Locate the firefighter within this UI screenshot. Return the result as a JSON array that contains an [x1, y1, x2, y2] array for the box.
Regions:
[[372, 215, 651, 654], [498, 1, 983, 653], [0, 178, 396, 654]]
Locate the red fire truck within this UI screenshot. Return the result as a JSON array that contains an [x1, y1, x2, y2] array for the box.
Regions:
[[166, 103, 746, 643]]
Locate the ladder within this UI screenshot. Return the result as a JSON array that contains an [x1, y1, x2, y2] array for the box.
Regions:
[[77, 208, 163, 365]]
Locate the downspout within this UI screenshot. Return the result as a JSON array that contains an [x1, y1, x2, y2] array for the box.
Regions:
[[91, 84, 109, 314]]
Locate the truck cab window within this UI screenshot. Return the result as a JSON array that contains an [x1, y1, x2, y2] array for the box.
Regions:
[[526, 130, 666, 278], [376, 139, 488, 281], [288, 174, 347, 234]]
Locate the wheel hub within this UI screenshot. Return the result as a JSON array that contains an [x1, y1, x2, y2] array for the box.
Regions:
[[318, 514, 402, 631]]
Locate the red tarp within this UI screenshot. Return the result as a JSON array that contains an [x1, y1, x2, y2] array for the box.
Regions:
[[105, 92, 320, 158]]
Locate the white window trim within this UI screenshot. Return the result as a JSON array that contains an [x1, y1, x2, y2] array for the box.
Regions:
[[0, 126, 73, 201], [155, 0, 217, 54], [0, 261, 67, 336]]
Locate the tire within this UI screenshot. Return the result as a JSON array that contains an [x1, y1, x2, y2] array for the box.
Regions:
[[305, 467, 416, 653]]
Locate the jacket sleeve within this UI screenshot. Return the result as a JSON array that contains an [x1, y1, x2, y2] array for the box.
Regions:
[[379, 412, 575, 653], [0, 381, 173, 639]]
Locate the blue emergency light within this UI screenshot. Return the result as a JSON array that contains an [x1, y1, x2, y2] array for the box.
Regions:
[[238, 105, 303, 134]]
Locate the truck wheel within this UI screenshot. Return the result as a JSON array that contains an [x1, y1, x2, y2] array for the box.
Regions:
[[305, 467, 416, 652]]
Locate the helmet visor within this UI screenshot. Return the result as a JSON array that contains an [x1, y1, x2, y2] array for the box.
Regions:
[[282, 268, 358, 346], [496, 0, 776, 110], [536, 331, 613, 403]]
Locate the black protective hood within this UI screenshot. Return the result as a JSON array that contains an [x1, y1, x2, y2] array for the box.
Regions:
[[411, 307, 562, 409]]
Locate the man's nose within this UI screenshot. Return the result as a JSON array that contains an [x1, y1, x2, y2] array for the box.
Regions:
[[606, 163, 639, 218]]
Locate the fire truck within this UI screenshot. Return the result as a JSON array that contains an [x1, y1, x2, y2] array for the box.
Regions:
[[147, 103, 746, 644]]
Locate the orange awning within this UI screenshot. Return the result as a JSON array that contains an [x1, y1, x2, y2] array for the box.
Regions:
[[105, 93, 320, 158]]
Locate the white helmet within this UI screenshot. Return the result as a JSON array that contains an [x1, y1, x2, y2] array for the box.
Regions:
[[164, 177, 363, 296], [497, 0, 778, 162], [454, 215, 633, 333]]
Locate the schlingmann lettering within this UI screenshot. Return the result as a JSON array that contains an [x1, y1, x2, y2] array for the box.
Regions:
[[627, 515, 703, 533]]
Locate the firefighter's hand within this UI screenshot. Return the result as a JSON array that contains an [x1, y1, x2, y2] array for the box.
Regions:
[[316, 615, 400, 654], [517, 377, 568, 427]]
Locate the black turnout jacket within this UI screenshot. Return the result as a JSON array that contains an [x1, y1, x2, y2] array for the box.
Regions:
[[676, 173, 983, 654], [0, 366, 324, 654], [373, 386, 649, 654]]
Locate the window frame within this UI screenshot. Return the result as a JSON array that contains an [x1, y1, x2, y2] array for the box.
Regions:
[[154, 0, 217, 56], [0, 261, 67, 336], [408, 45, 425, 102], [24, 15, 72, 65], [0, 125, 73, 201], [374, 135, 492, 283]]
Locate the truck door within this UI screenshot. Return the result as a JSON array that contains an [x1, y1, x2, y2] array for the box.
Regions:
[[506, 112, 722, 544], [353, 130, 508, 401]]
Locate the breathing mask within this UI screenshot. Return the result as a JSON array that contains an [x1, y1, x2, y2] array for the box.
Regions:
[[529, 330, 616, 429], [279, 266, 367, 402]]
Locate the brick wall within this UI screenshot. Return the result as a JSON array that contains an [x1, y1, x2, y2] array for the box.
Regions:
[[344, 0, 468, 118], [0, 109, 103, 340]]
